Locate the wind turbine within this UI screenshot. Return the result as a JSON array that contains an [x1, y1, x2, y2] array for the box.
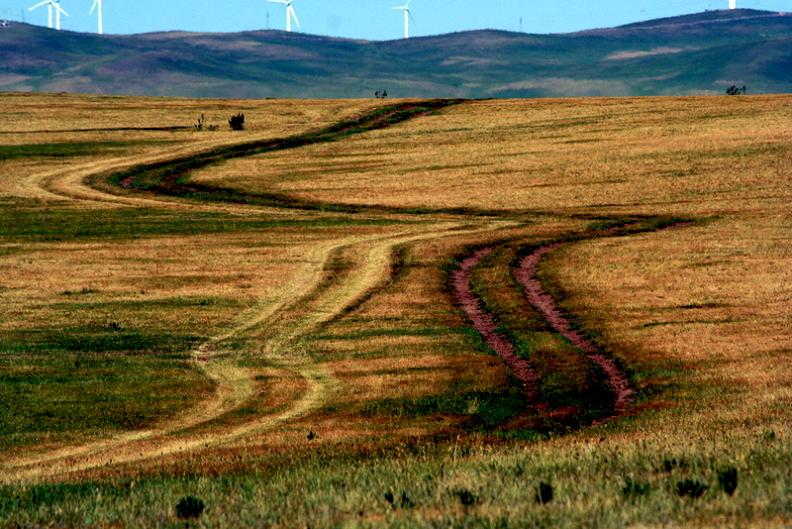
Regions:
[[729, 0, 736, 8], [392, 0, 414, 39], [28, 0, 68, 30], [89, 0, 103, 34], [267, 0, 300, 32]]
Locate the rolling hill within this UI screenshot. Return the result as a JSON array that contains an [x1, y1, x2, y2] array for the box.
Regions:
[[1, 8, 791, 98]]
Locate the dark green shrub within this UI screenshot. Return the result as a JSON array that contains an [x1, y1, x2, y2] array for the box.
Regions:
[[455, 489, 477, 506], [718, 467, 738, 496], [676, 479, 708, 499], [229, 113, 245, 131], [175, 496, 205, 519], [535, 482, 553, 504]]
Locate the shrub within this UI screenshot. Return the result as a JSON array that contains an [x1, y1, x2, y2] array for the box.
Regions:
[[194, 114, 205, 131], [718, 467, 738, 496], [455, 488, 477, 507], [535, 482, 554, 504], [229, 113, 245, 131], [676, 479, 708, 499], [175, 496, 205, 519]]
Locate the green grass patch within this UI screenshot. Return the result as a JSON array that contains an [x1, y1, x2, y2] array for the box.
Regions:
[[342, 385, 525, 430], [1, 433, 789, 528], [0, 140, 171, 160], [0, 348, 211, 449], [0, 206, 399, 242]]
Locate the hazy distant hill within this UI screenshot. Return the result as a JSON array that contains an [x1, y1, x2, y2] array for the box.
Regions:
[[1, 9, 791, 98]]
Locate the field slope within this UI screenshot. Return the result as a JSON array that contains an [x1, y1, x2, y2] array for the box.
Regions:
[[0, 93, 789, 528]]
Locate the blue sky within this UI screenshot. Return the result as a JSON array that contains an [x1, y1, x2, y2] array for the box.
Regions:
[[2, 0, 788, 39]]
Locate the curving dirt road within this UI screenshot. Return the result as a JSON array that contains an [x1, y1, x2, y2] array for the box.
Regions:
[[1, 100, 520, 482]]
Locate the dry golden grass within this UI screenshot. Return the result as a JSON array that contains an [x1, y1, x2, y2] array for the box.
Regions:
[[544, 214, 792, 436], [0, 93, 380, 204], [192, 96, 792, 216], [0, 93, 790, 527]]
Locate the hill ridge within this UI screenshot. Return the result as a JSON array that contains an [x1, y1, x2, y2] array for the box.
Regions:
[[2, 9, 791, 98]]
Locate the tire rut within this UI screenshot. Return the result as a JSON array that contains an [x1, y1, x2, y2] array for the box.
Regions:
[[514, 244, 633, 423], [452, 248, 540, 402]]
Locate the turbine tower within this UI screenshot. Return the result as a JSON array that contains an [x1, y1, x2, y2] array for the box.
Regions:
[[90, 0, 103, 34], [28, 0, 68, 30], [392, 0, 413, 39], [729, 0, 736, 8], [267, 0, 300, 32]]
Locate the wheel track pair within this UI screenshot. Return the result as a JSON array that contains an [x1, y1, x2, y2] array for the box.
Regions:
[[452, 222, 690, 426]]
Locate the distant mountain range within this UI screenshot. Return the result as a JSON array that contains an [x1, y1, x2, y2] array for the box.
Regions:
[[1, 9, 791, 98]]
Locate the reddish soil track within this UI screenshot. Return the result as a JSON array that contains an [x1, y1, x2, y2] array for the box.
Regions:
[[452, 248, 540, 402], [514, 244, 633, 422]]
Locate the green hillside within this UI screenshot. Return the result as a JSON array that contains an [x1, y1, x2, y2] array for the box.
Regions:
[[1, 9, 791, 97]]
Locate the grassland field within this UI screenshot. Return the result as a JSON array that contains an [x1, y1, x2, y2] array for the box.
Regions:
[[0, 92, 789, 528]]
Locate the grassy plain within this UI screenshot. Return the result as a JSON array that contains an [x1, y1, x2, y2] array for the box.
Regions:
[[0, 93, 790, 528]]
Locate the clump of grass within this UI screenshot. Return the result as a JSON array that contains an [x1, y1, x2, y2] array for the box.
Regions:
[[675, 479, 708, 499], [535, 482, 553, 504], [61, 287, 97, 296], [175, 496, 205, 519], [454, 488, 477, 507], [718, 467, 738, 496], [662, 457, 687, 473], [622, 478, 651, 499], [384, 490, 416, 509]]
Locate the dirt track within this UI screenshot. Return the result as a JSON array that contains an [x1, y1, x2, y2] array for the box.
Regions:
[[515, 244, 633, 421], [1, 101, 518, 482], [452, 248, 540, 402]]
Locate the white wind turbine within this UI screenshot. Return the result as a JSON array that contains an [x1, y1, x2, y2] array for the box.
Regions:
[[392, 0, 414, 39], [29, 0, 68, 30], [267, 0, 300, 32], [729, 0, 736, 8], [90, 0, 103, 34]]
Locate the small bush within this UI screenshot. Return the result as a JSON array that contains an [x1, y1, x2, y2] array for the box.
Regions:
[[175, 496, 205, 519], [535, 482, 554, 504], [622, 478, 651, 499], [455, 488, 477, 506], [676, 479, 708, 499], [718, 467, 738, 496], [229, 113, 245, 131], [194, 114, 205, 131]]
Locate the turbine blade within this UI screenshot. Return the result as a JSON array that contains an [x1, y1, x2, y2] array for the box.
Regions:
[[267, 0, 288, 4], [90, 0, 98, 14], [289, 6, 300, 28], [29, 0, 50, 10], [56, 4, 69, 16]]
